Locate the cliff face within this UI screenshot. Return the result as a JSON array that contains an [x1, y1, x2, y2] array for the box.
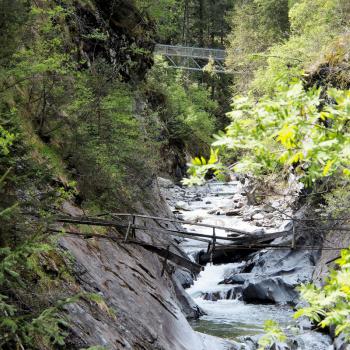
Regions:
[[73, 0, 154, 82], [57, 183, 239, 349], [60, 227, 204, 349], [60, 228, 198, 349]]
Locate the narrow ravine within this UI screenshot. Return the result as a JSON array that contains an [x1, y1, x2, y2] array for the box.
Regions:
[[160, 179, 334, 349]]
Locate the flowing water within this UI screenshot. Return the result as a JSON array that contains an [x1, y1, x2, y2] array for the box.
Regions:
[[188, 265, 293, 341], [166, 181, 333, 348], [170, 181, 294, 342]]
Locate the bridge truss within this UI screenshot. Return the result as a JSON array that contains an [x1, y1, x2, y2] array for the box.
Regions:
[[154, 44, 227, 73]]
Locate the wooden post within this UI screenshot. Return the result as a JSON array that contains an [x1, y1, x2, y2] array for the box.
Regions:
[[124, 221, 131, 242], [210, 227, 216, 265], [292, 219, 295, 250], [212, 227, 216, 252], [132, 215, 136, 239], [206, 241, 211, 254]]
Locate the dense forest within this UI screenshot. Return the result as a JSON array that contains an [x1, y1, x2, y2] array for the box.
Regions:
[[1, 0, 350, 349]]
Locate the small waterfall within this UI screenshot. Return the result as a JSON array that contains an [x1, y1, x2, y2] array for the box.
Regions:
[[162, 180, 333, 348]]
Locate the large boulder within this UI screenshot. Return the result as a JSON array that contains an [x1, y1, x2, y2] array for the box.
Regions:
[[237, 246, 317, 304], [217, 247, 317, 304], [242, 276, 298, 304]]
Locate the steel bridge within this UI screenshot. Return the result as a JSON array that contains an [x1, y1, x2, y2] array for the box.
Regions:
[[154, 44, 227, 73]]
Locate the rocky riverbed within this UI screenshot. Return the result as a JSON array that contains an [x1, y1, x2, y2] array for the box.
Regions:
[[159, 177, 334, 349]]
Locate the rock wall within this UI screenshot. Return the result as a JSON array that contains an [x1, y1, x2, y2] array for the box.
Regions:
[[58, 179, 239, 349], [73, 0, 155, 82]]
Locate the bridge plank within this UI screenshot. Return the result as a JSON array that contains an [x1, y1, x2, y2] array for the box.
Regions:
[[131, 241, 203, 274]]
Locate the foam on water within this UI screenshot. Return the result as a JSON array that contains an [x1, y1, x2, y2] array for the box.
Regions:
[[173, 181, 297, 341], [187, 263, 240, 298], [168, 181, 332, 347]]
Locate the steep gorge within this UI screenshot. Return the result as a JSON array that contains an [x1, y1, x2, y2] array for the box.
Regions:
[[3, 1, 350, 349], [0, 1, 238, 349]]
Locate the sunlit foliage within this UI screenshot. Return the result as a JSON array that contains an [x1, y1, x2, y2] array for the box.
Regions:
[[258, 320, 287, 350], [295, 248, 350, 339], [186, 80, 350, 186]]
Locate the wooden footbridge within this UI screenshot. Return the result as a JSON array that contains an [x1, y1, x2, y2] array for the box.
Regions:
[[53, 213, 294, 274], [154, 44, 227, 73]]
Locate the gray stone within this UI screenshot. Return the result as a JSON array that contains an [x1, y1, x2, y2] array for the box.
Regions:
[[252, 213, 264, 220], [226, 285, 244, 300], [174, 268, 194, 289], [172, 274, 204, 320], [59, 232, 227, 350], [226, 209, 243, 216], [237, 247, 316, 304], [233, 201, 245, 209], [334, 334, 350, 350], [175, 201, 191, 211], [157, 176, 175, 188], [221, 273, 252, 285], [242, 276, 298, 304], [291, 331, 333, 350]]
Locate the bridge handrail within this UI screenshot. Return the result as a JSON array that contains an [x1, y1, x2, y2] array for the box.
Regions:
[[111, 213, 249, 235], [154, 44, 226, 60], [109, 213, 290, 237]]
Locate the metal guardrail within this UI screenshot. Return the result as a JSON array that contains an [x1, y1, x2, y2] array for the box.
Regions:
[[154, 44, 226, 61]]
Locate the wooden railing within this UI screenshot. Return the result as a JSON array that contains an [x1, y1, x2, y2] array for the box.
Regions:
[[53, 213, 294, 272]]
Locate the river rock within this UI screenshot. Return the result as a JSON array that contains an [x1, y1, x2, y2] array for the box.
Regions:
[[175, 201, 191, 211], [291, 330, 333, 350], [240, 248, 316, 304], [242, 276, 298, 304], [269, 343, 290, 350], [59, 231, 225, 350], [261, 204, 276, 213], [296, 316, 313, 330], [172, 274, 204, 319], [233, 201, 245, 209], [242, 331, 332, 350], [221, 273, 252, 285], [226, 285, 244, 300], [252, 213, 264, 220], [196, 332, 244, 350], [174, 268, 194, 289], [203, 291, 223, 301], [226, 208, 243, 216], [203, 284, 244, 301], [240, 335, 261, 350]]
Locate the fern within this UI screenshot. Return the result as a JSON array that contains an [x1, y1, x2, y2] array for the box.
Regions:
[[295, 247, 350, 340], [258, 320, 287, 350]]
